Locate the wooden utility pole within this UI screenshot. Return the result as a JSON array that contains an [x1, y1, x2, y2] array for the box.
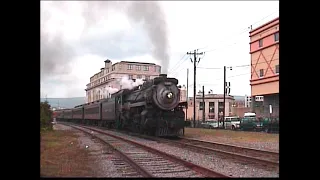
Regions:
[[187, 49, 204, 128]]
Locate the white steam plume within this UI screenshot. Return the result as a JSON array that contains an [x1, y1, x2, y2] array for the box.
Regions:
[[119, 76, 144, 90], [96, 76, 145, 99], [103, 86, 119, 98]]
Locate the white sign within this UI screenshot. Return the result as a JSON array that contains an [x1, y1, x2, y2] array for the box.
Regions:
[[255, 96, 264, 102], [269, 105, 272, 114]]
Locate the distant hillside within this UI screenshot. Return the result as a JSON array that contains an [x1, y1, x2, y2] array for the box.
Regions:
[[232, 95, 246, 101], [40, 97, 86, 109]]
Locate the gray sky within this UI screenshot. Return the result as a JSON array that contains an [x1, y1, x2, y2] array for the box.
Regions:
[[40, 1, 279, 98]]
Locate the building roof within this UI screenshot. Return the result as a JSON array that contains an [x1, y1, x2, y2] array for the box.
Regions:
[[115, 61, 157, 66], [250, 17, 279, 34]]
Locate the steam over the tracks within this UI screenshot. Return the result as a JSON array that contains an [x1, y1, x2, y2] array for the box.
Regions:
[[41, 1, 170, 80], [100, 76, 145, 98], [82, 1, 170, 73]]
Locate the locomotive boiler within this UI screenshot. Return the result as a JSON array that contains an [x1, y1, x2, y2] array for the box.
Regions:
[[117, 74, 186, 136]]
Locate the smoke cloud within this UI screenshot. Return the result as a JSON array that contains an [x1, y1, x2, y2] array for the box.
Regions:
[[81, 1, 169, 73], [40, 3, 75, 80], [41, 1, 169, 85], [41, 33, 74, 79], [125, 2, 169, 74]]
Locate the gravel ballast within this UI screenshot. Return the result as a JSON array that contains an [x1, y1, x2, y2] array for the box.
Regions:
[[53, 124, 122, 177], [95, 128, 279, 178]]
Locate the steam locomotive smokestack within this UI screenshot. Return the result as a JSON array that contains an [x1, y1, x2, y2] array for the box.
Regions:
[[159, 74, 167, 78]]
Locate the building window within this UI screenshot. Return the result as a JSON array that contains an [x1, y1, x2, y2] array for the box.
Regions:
[[143, 66, 149, 71], [136, 65, 141, 71], [128, 64, 133, 70], [118, 64, 122, 70], [209, 102, 215, 113], [145, 76, 150, 80], [158, 67, 161, 73], [154, 66, 157, 72], [129, 75, 133, 79], [259, 39, 263, 48], [199, 102, 204, 110], [274, 32, 279, 42], [137, 75, 142, 79], [259, 69, 264, 77], [275, 65, 279, 74], [112, 65, 115, 71]]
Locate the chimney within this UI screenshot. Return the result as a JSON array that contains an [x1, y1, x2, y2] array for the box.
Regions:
[[104, 59, 112, 68], [104, 59, 111, 63]]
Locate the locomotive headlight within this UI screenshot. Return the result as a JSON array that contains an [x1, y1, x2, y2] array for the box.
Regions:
[[167, 92, 173, 99]]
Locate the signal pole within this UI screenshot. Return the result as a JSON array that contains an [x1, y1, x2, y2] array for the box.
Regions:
[[202, 85, 205, 122], [223, 66, 226, 129], [186, 68, 189, 121], [222, 66, 232, 129], [187, 49, 204, 128]]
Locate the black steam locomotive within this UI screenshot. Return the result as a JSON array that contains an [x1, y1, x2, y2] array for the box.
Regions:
[[56, 74, 187, 137]]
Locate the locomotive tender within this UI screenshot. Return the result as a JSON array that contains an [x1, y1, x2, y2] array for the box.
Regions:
[[56, 74, 187, 137]]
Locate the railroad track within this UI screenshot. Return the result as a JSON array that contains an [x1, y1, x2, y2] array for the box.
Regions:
[[61, 123, 229, 178], [131, 134, 279, 170], [116, 130, 279, 170], [177, 137, 279, 165], [128, 134, 279, 170]]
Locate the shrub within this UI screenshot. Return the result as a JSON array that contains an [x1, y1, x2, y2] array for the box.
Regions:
[[40, 101, 53, 131]]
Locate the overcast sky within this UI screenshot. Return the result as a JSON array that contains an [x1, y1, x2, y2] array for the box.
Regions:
[[40, 1, 279, 98]]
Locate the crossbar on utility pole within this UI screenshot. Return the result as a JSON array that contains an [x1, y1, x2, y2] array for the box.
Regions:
[[187, 49, 204, 128]]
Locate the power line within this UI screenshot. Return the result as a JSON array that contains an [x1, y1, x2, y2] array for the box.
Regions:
[[200, 10, 279, 53], [168, 53, 188, 74], [197, 57, 279, 70], [169, 10, 278, 78]]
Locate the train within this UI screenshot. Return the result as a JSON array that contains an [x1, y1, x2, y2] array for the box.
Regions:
[[56, 74, 187, 137]]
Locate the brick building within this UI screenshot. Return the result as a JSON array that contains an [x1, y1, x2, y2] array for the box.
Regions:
[[85, 59, 161, 103], [249, 17, 279, 117]]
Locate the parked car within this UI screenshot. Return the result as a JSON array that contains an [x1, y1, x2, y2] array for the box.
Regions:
[[201, 121, 219, 129], [224, 116, 241, 130], [261, 117, 279, 133], [240, 117, 263, 131]]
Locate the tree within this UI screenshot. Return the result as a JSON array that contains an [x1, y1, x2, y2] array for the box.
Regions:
[[40, 101, 53, 131]]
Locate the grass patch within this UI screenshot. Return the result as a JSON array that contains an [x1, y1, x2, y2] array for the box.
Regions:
[[184, 128, 279, 143], [40, 130, 93, 177]]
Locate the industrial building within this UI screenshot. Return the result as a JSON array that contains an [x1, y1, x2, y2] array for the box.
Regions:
[[249, 17, 279, 117]]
